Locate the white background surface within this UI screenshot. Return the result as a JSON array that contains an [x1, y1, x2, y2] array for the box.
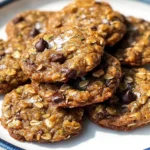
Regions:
[[0, 0, 150, 150]]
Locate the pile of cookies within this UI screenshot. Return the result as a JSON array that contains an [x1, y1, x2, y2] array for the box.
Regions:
[[1, 0, 150, 143]]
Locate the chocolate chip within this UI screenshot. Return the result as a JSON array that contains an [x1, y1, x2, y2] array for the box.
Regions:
[[13, 16, 24, 24], [35, 38, 48, 52], [50, 53, 66, 64], [30, 28, 40, 37], [62, 69, 77, 79], [121, 90, 136, 104], [52, 93, 65, 103], [91, 26, 97, 31]]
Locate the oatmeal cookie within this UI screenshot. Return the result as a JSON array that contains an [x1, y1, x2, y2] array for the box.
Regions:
[[0, 39, 28, 94], [21, 26, 105, 83], [1, 84, 84, 142], [32, 53, 121, 108], [6, 10, 54, 42], [86, 68, 150, 131], [48, 0, 126, 46], [112, 17, 150, 66]]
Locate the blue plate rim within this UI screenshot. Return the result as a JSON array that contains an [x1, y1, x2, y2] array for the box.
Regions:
[[0, 138, 24, 150], [0, 0, 15, 8]]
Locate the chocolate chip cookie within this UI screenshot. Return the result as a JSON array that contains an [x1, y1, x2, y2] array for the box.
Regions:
[[21, 26, 105, 83], [32, 53, 121, 108], [1, 84, 84, 142], [48, 0, 126, 46], [112, 17, 150, 66], [6, 10, 54, 42], [86, 68, 150, 131], [0, 39, 28, 94]]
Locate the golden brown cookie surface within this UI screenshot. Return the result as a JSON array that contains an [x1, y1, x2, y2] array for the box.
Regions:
[[112, 17, 150, 66], [6, 10, 54, 42], [48, 1, 126, 46], [0, 39, 28, 94], [1, 84, 84, 142], [21, 27, 105, 83], [32, 53, 121, 108], [86, 68, 150, 131]]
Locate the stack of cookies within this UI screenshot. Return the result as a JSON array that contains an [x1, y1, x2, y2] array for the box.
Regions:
[[1, 0, 150, 143]]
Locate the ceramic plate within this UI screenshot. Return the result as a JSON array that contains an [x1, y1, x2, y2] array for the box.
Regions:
[[0, 0, 150, 150]]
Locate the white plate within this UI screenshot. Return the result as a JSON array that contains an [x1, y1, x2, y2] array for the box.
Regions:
[[0, 0, 150, 150]]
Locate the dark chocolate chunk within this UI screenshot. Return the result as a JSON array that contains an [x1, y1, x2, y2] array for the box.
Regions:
[[50, 53, 66, 64], [121, 90, 136, 104], [35, 38, 48, 52], [62, 69, 77, 79], [52, 93, 65, 103], [30, 28, 40, 37], [91, 26, 97, 31], [13, 17, 24, 24]]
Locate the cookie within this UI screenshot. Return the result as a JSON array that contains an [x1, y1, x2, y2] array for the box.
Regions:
[[86, 68, 150, 131], [6, 10, 54, 42], [20, 26, 105, 83], [0, 39, 28, 94], [48, 0, 126, 46], [32, 53, 121, 108], [1, 84, 84, 142], [112, 17, 150, 66]]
